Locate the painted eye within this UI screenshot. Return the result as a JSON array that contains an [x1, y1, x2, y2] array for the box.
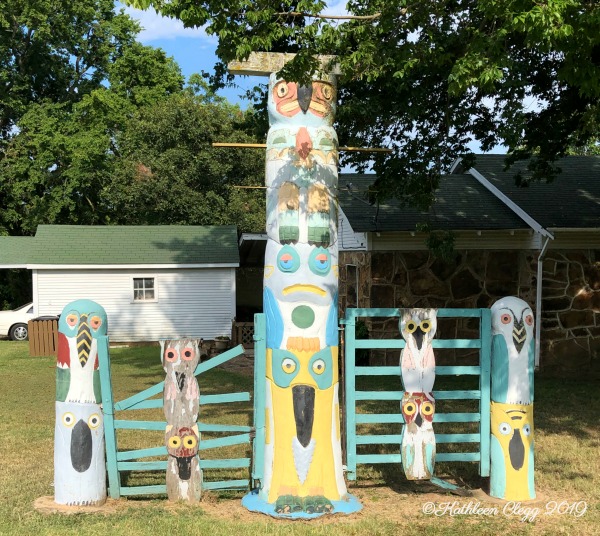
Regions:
[[525, 315, 534, 327], [420, 320, 431, 333], [499, 422, 512, 435], [165, 347, 179, 362], [312, 359, 326, 375], [182, 347, 195, 361], [421, 402, 434, 416], [281, 358, 296, 374], [168, 436, 182, 449], [403, 403, 416, 415], [183, 435, 197, 448], [522, 424, 531, 436], [501, 314, 512, 325], [321, 84, 333, 101], [90, 316, 103, 330], [309, 248, 331, 276], [66, 314, 78, 327], [275, 81, 289, 98], [88, 414, 101, 429], [277, 246, 300, 273], [405, 321, 417, 334], [62, 412, 75, 427]]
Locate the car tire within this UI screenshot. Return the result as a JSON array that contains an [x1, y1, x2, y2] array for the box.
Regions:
[[9, 323, 28, 341]]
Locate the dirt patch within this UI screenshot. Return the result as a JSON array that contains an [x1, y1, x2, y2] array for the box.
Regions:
[[33, 496, 122, 515]]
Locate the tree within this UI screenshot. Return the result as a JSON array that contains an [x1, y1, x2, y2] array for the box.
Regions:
[[126, 0, 600, 199]]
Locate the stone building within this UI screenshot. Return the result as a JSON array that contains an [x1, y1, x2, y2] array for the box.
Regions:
[[337, 155, 600, 378]]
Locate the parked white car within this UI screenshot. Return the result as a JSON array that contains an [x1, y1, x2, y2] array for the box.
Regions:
[[0, 303, 35, 341]]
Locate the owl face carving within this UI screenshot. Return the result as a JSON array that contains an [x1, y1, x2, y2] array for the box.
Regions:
[[401, 392, 435, 431], [166, 425, 199, 481], [268, 74, 337, 127], [491, 297, 534, 354], [399, 309, 437, 351], [161, 339, 200, 376]]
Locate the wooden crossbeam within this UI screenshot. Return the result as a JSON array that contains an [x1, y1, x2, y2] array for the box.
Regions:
[[212, 142, 392, 153], [227, 51, 340, 76]]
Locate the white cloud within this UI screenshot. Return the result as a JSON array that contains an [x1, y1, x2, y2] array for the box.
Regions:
[[118, 3, 214, 43]]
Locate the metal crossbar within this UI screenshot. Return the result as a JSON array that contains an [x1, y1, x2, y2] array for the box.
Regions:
[[98, 339, 255, 499], [343, 308, 491, 482]]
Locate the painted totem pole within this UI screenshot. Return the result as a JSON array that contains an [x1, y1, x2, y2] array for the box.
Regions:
[[399, 309, 437, 480], [161, 339, 202, 502], [242, 71, 360, 517], [490, 297, 535, 500], [54, 299, 107, 506]]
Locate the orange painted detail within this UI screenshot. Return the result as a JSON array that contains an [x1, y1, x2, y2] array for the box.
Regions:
[[286, 337, 321, 353], [295, 127, 313, 160]]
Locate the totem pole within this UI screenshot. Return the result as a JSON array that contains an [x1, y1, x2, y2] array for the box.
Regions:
[[161, 339, 202, 502], [54, 299, 107, 506], [490, 297, 535, 500], [399, 309, 437, 480], [237, 56, 360, 517]]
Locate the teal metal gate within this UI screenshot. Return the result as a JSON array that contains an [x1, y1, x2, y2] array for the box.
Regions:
[[98, 336, 266, 499], [343, 308, 491, 485]]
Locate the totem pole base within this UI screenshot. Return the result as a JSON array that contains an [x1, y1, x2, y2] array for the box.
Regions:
[[241, 490, 362, 519], [34, 496, 116, 515]]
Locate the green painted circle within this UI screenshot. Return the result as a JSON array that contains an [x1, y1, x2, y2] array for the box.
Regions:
[[292, 306, 315, 329]]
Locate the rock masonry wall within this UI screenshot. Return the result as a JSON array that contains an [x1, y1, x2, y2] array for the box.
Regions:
[[339, 250, 600, 377]]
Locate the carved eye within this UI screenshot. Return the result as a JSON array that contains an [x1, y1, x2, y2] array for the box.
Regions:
[[499, 422, 512, 435], [420, 320, 431, 333], [312, 359, 326, 375], [275, 81, 289, 98], [309, 248, 331, 276], [405, 321, 417, 334], [182, 347, 195, 361], [88, 414, 101, 429], [168, 436, 182, 449], [501, 314, 512, 325], [282, 358, 296, 374], [403, 403, 416, 415], [66, 314, 78, 327], [277, 246, 300, 273], [62, 412, 75, 427], [165, 347, 179, 362], [183, 435, 197, 448], [522, 424, 531, 436], [525, 315, 534, 327], [90, 316, 102, 330], [321, 84, 333, 101], [421, 402, 434, 416]]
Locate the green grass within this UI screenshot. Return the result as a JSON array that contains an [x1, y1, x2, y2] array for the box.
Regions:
[[0, 341, 598, 535]]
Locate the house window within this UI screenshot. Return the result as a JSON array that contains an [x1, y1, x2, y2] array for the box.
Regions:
[[133, 277, 156, 302]]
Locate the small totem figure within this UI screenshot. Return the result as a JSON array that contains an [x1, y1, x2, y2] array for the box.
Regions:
[[401, 392, 436, 480], [399, 309, 437, 481], [161, 338, 202, 502], [165, 424, 202, 502], [54, 299, 108, 506], [490, 297, 536, 500]]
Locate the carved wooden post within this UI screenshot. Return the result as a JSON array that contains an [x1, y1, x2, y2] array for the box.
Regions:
[[54, 299, 107, 506], [490, 297, 535, 500], [161, 339, 202, 502], [399, 309, 437, 480], [233, 53, 360, 517]]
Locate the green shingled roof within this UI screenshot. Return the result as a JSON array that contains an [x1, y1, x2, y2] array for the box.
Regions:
[[0, 237, 37, 267], [1, 226, 239, 266]]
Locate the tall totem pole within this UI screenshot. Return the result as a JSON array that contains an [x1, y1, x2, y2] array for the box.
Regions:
[[236, 54, 360, 517]]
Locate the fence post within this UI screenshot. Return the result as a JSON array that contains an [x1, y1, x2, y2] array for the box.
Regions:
[[98, 335, 121, 498], [344, 311, 357, 481], [479, 308, 492, 477], [251, 313, 266, 486]]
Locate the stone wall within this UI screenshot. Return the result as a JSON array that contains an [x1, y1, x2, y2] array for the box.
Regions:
[[339, 249, 600, 377]]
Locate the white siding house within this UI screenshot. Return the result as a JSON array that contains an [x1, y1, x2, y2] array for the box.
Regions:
[[2, 225, 239, 342]]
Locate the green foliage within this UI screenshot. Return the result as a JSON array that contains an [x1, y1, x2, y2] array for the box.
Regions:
[[124, 0, 600, 197]]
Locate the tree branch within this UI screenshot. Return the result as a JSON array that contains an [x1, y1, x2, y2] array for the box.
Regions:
[[275, 11, 381, 21]]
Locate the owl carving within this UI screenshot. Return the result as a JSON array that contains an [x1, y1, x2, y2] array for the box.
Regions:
[[57, 300, 108, 404], [165, 424, 202, 502], [399, 309, 437, 393], [54, 401, 106, 505], [491, 297, 535, 405], [161, 339, 200, 422], [401, 392, 436, 480]]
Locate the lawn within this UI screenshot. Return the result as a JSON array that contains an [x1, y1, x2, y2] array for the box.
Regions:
[[0, 340, 598, 535]]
